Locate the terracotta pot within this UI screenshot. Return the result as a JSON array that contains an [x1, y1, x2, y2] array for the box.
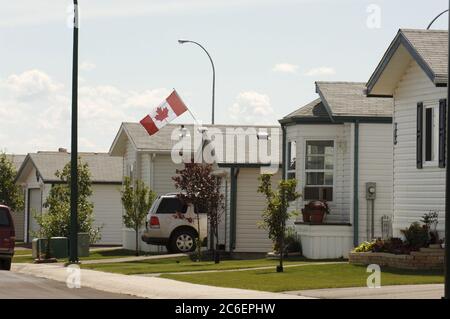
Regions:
[[310, 210, 325, 223], [302, 209, 311, 222]]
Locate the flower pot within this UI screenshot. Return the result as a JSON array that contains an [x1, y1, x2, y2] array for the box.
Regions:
[[310, 210, 325, 223], [302, 209, 311, 222]]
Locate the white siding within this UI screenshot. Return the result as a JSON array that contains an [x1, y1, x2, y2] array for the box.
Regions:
[[234, 168, 282, 253], [393, 61, 446, 235], [358, 123, 393, 243], [286, 124, 351, 223], [90, 184, 123, 245], [152, 154, 183, 195], [124, 139, 136, 179]]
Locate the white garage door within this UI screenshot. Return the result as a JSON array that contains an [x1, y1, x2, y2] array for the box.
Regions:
[[28, 188, 42, 241], [90, 184, 123, 245], [235, 168, 281, 253]]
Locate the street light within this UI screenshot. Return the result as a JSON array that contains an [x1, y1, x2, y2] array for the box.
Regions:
[[429, 2, 450, 299], [178, 40, 216, 125], [69, 0, 79, 264]]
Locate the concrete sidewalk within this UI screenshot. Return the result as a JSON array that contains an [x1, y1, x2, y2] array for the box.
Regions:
[[75, 253, 187, 265], [284, 284, 444, 299], [12, 263, 309, 299]]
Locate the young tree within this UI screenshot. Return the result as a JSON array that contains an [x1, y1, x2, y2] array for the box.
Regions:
[[258, 174, 300, 272], [35, 159, 101, 257], [121, 177, 156, 256], [0, 153, 24, 212], [173, 162, 224, 262]]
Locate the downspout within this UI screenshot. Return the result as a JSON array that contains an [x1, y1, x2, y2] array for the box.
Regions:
[[229, 167, 238, 251], [281, 125, 287, 179], [353, 121, 360, 246]]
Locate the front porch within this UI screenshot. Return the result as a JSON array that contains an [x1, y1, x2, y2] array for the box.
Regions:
[[294, 221, 353, 259]]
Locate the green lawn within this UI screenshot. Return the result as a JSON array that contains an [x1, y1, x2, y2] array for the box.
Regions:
[[12, 248, 152, 264], [161, 263, 444, 292], [80, 256, 320, 275]]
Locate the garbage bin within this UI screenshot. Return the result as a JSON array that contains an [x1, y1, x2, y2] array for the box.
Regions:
[[77, 233, 90, 257], [32, 237, 69, 259]]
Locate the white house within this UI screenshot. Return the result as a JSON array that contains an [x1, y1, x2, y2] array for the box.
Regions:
[[109, 122, 283, 254], [366, 29, 447, 237], [5, 154, 26, 241], [15, 150, 124, 245], [279, 81, 393, 259]]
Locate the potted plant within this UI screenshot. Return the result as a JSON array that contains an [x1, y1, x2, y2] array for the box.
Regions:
[[303, 200, 329, 223]]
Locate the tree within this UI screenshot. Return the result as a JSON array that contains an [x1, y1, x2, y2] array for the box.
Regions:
[[258, 174, 300, 272], [0, 153, 24, 212], [34, 159, 101, 257], [121, 177, 156, 256], [173, 162, 224, 262]]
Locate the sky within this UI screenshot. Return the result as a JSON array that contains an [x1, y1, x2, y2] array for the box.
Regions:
[[0, 0, 448, 154]]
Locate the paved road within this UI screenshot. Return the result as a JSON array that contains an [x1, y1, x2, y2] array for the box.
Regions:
[[284, 284, 444, 299], [0, 271, 138, 299]]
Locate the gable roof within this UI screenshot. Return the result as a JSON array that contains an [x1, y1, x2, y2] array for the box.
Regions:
[[281, 82, 392, 124], [367, 29, 448, 96], [16, 152, 123, 184], [316, 82, 393, 118], [5, 154, 26, 172], [109, 123, 282, 165], [283, 98, 329, 119]]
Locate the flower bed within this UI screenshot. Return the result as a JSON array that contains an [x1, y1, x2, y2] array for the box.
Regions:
[[349, 247, 444, 270]]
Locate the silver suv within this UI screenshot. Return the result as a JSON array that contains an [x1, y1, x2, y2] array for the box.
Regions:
[[141, 193, 207, 253]]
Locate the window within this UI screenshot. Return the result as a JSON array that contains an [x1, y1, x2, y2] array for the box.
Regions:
[[286, 141, 296, 179], [424, 105, 439, 164], [0, 208, 11, 227], [304, 140, 334, 201], [156, 198, 187, 214]]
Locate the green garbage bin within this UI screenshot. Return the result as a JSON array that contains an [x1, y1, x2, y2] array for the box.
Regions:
[[32, 237, 69, 259]]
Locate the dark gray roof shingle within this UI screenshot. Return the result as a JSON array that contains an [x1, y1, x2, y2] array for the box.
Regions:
[[401, 29, 448, 84], [115, 123, 282, 165], [26, 152, 123, 183], [283, 98, 330, 119], [316, 82, 392, 117], [5, 154, 26, 172]]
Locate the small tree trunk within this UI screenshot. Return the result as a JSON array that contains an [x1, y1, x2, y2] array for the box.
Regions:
[[197, 213, 201, 261], [135, 226, 139, 256]]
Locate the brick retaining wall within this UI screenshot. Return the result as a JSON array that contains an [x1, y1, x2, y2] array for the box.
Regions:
[[348, 248, 444, 270]]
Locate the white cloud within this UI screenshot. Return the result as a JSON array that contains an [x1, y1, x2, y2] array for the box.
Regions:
[[272, 63, 298, 74], [0, 69, 171, 153], [80, 61, 96, 72], [228, 91, 276, 124], [304, 66, 336, 76]]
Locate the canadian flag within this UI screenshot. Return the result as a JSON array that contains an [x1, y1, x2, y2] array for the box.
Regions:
[[140, 90, 188, 136]]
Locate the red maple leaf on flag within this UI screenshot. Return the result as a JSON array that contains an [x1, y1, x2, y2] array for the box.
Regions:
[[154, 107, 169, 122]]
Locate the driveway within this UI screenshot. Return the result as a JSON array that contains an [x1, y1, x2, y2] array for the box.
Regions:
[[0, 270, 138, 299], [284, 284, 444, 299]]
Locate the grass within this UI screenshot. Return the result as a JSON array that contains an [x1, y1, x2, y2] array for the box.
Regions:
[[160, 263, 444, 292], [80, 256, 321, 275], [12, 248, 153, 264]]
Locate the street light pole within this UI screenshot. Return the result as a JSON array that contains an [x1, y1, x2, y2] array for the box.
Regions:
[[69, 0, 79, 264], [445, 0, 450, 299], [178, 40, 216, 125]]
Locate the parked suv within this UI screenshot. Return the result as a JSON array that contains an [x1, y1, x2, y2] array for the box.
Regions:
[[141, 193, 207, 253], [0, 205, 15, 271]]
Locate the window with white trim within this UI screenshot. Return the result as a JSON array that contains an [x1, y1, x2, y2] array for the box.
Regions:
[[424, 104, 439, 164], [286, 141, 296, 179], [304, 140, 334, 201]]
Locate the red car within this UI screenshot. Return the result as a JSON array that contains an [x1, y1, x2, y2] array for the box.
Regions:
[[0, 205, 15, 271]]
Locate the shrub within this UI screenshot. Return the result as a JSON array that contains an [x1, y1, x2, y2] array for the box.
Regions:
[[283, 227, 302, 254], [353, 241, 376, 252], [400, 222, 429, 250]]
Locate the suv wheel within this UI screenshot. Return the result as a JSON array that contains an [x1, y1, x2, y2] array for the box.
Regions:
[[170, 228, 197, 253], [0, 259, 11, 271]]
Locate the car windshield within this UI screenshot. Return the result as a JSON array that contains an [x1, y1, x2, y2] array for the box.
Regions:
[[156, 198, 187, 214], [0, 208, 10, 227]]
